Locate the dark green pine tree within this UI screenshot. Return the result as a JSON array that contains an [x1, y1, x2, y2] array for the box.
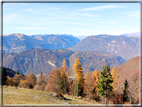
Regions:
[[97, 63, 113, 104], [122, 79, 129, 103], [16, 69, 19, 75], [2, 67, 7, 85]]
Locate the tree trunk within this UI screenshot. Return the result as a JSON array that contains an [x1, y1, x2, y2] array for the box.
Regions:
[[105, 96, 106, 105]]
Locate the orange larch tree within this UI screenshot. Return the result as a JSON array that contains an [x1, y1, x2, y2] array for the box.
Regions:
[[47, 68, 60, 93], [92, 69, 100, 94], [84, 71, 93, 100], [58, 59, 72, 94], [111, 66, 119, 92], [72, 58, 84, 96]]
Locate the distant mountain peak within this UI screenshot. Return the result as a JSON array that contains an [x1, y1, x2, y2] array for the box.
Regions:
[[3, 33, 25, 37], [122, 32, 140, 37], [30, 34, 74, 37]]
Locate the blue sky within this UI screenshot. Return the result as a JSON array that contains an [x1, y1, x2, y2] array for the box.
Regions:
[[3, 3, 140, 36]]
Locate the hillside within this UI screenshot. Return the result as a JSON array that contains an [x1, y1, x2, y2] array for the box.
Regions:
[[0, 67, 24, 78], [2, 33, 80, 52], [3, 48, 125, 75], [115, 56, 140, 101], [69, 35, 139, 60], [69, 51, 125, 74], [5, 67, 20, 78], [3, 48, 74, 75]]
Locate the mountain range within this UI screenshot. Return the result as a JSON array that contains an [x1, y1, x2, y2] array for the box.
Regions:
[[2, 33, 80, 52], [2, 33, 140, 61], [3, 48, 125, 76], [69, 34, 139, 60]]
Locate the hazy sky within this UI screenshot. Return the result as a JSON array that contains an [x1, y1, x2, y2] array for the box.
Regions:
[[3, 3, 140, 36]]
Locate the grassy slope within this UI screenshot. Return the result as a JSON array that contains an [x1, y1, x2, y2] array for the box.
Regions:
[[3, 86, 101, 105]]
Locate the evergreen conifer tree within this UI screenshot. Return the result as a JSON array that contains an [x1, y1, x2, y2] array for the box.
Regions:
[[2, 67, 7, 85], [122, 79, 129, 103], [16, 69, 19, 75], [97, 63, 113, 104]]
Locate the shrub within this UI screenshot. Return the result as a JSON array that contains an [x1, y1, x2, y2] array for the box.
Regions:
[[13, 74, 22, 87], [44, 85, 49, 92], [37, 72, 45, 85], [34, 83, 46, 91], [27, 73, 36, 88], [18, 80, 29, 89], [34, 84, 43, 91], [5, 77, 13, 86], [111, 91, 123, 104]]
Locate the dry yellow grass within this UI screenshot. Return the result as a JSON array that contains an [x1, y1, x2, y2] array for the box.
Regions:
[[3, 86, 101, 105]]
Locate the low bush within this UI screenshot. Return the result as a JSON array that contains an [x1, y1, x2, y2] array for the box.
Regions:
[[34, 84, 43, 91], [13, 74, 22, 87], [111, 92, 123, 104], [18, 80, 29, 89], [34, 83, 46, 91], [44, 85, 48, 92], [5, 77, 13, 86]]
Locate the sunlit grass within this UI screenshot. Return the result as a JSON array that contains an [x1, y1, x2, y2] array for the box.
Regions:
[[3, 86, 101, 105]]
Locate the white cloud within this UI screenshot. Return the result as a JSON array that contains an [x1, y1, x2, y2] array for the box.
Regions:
[[77, 5, 123, 11]]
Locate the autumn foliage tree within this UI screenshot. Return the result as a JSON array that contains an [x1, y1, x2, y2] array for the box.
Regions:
[[92, 69, 99, 94], [72, 58, 84, 96], [34, 72, 46, 91], [84, 72, 93, 100], [5, 77, 13, 86], [47, 59, 72, 95], [47, 68, 60, 93], [27, 73, 36, 88], [18, 80, 29, 89], [58, 59, 67, 94], [111, 66, 119, 92], [13, 74, 22, 87], [58, 59, 72, 94]]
